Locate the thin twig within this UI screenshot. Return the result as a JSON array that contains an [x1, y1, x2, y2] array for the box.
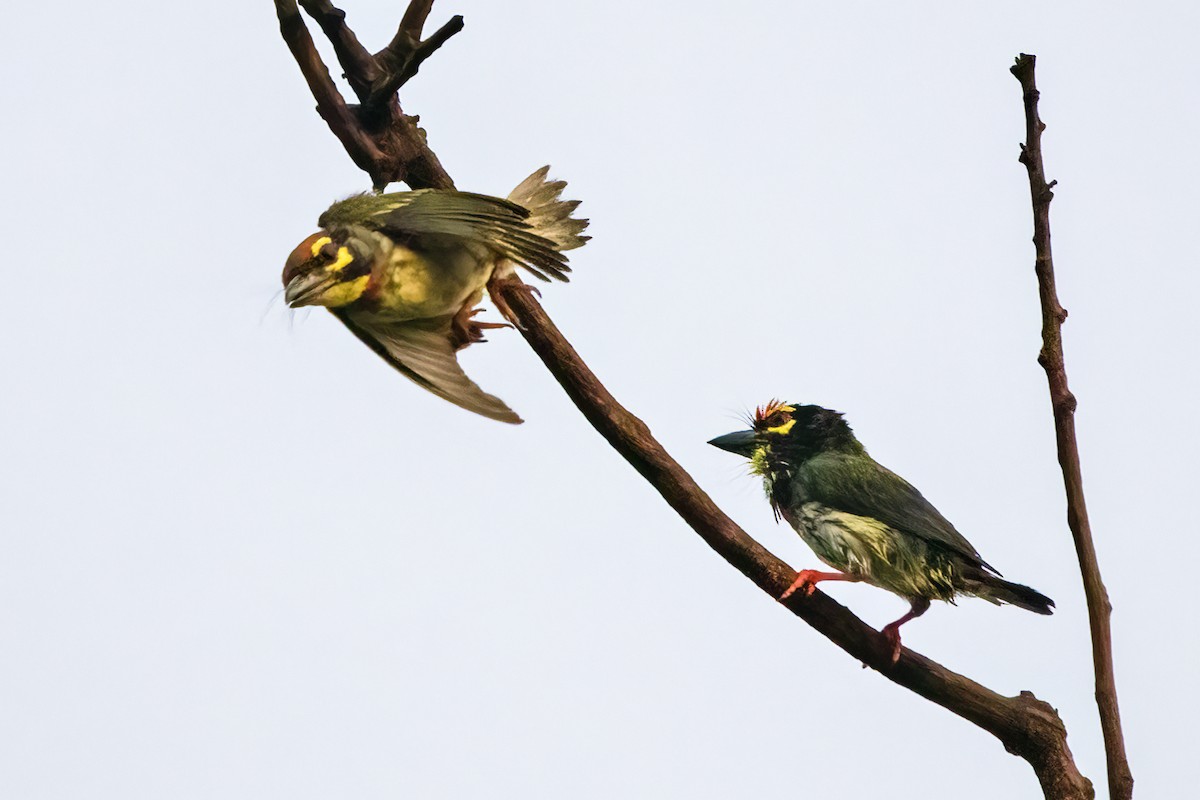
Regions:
[[1010, 53, 1132, 800], [273, 6, 1095, 796], [377, 0, 439, 65], [367, 15, 464, 108], [398, 0, 436, 39], [274, 0, 384, 173]]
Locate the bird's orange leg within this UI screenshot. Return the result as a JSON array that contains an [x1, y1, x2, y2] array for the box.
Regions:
[[780, 569, 861, 600], [880, 597, 931, 663]]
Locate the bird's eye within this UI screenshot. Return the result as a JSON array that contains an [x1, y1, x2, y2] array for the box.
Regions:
[[767, 413, 790, 430], [318, 242, 339, 262]]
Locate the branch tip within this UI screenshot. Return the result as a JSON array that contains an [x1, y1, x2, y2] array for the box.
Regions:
[[367, 15, 464, 108], [399, 0, 436, 38]]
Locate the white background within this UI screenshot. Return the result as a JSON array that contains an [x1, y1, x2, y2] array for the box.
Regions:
[[2, 1, 1196, 797]]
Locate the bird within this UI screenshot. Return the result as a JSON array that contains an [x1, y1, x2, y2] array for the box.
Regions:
[[282, 166, 589, 424], [709, 401, 1053, 662]]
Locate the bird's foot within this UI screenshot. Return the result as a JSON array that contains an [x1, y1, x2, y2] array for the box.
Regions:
[[877, 598, 929, 664], [450, 306, 513, 351], [487, 275, 542, 329], [880, 623, 904, 664], [780, 569, 855, 600]]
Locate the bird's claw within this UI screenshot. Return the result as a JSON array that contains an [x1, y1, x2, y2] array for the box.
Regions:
[[450, 306, 513, 351], [780, 569, 822, 600]]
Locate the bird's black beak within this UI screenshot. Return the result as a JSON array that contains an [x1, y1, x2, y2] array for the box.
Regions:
[[708, 429, 759, 456]]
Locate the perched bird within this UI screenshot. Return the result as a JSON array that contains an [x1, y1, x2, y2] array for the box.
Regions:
[[282, 166, 589, 423], [709, 401, 1053, 661]]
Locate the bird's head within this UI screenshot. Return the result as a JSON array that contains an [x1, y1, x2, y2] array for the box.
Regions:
[[282, 231, 373, 308], [708, 401, 862, 474]]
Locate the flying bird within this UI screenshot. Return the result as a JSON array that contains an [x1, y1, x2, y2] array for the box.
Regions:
[[710, 401, 1053, 661], [282, 167, 589, 423]]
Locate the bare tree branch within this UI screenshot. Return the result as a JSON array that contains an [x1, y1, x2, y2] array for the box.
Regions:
[[368, 15, 464, 109], [274, 0, 384, 174], [271, 6, 1096, 797], [397, 0, 435, 40], [273, 0, 454, 190], [1011, 53, 1133, 800], [489, 280, 1095, 800], [298, 0, 380, 98]]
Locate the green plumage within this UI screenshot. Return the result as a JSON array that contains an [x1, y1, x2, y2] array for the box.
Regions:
[[711, 403, 1054, 615], [319, 187, 571, 282], [282, 167, 589, 424]]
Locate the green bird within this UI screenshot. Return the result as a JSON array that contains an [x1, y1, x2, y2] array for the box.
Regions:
[[710, 401, 1053, 661], [282, 167, 588, 424]]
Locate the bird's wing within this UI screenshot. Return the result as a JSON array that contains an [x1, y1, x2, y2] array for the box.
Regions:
[[332, 310, 523, 424], [320, 190, 569, 282], [796, 453, 999, 574]]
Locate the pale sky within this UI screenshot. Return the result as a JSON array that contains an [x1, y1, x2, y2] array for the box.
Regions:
[[3, 1, 1197, 798]]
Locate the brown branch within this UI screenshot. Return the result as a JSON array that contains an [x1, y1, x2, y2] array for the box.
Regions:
[[1010, 54, 1133, 800], [274, 0, 384, 175], [367, 15, 464, 109], [272, 7, 1095, 797], [273, 0, 454, 190], [399, 0, 436, 38], [488, 284, 1094, 800], [297, 0, 380, 98]]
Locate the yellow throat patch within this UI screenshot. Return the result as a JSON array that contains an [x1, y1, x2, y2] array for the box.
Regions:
[[307, 244, 366, 306], [321, 274, 369, 306]]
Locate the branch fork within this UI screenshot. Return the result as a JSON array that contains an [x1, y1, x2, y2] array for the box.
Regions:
[[276, 0, 461, 189]]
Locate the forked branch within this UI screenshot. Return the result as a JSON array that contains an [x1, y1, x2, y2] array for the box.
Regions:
[[275, 0, 455, 189], [271, 5, 1094, 797], [1011, 53, 1132, 800]]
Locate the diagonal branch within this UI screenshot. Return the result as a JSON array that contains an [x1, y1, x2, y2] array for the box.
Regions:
[[274, 0, 384, 174], [272, 6, 1094, 797], [368, 15, 464, 108], [487, 281, 1094, 800], [1010, 53, 1133, 800], [297, 0, 380, 98]]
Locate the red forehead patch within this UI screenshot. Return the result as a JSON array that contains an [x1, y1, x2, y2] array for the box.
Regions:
[[754, 399, 791, 425], [282, 232, 327, 284]]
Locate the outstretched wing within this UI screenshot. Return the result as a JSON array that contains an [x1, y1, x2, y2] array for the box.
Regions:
[[320, 190, 569, 282], [333, 310, 523, 424], [796, 453, 999, 574]]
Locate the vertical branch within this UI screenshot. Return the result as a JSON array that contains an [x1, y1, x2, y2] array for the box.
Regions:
[[399, 0, 436, 38], [1010, 54, 1133, 800]]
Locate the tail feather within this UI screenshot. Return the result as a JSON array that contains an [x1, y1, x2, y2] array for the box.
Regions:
[[508, 166, 590, 253], [977, 576, 1055, 615]]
